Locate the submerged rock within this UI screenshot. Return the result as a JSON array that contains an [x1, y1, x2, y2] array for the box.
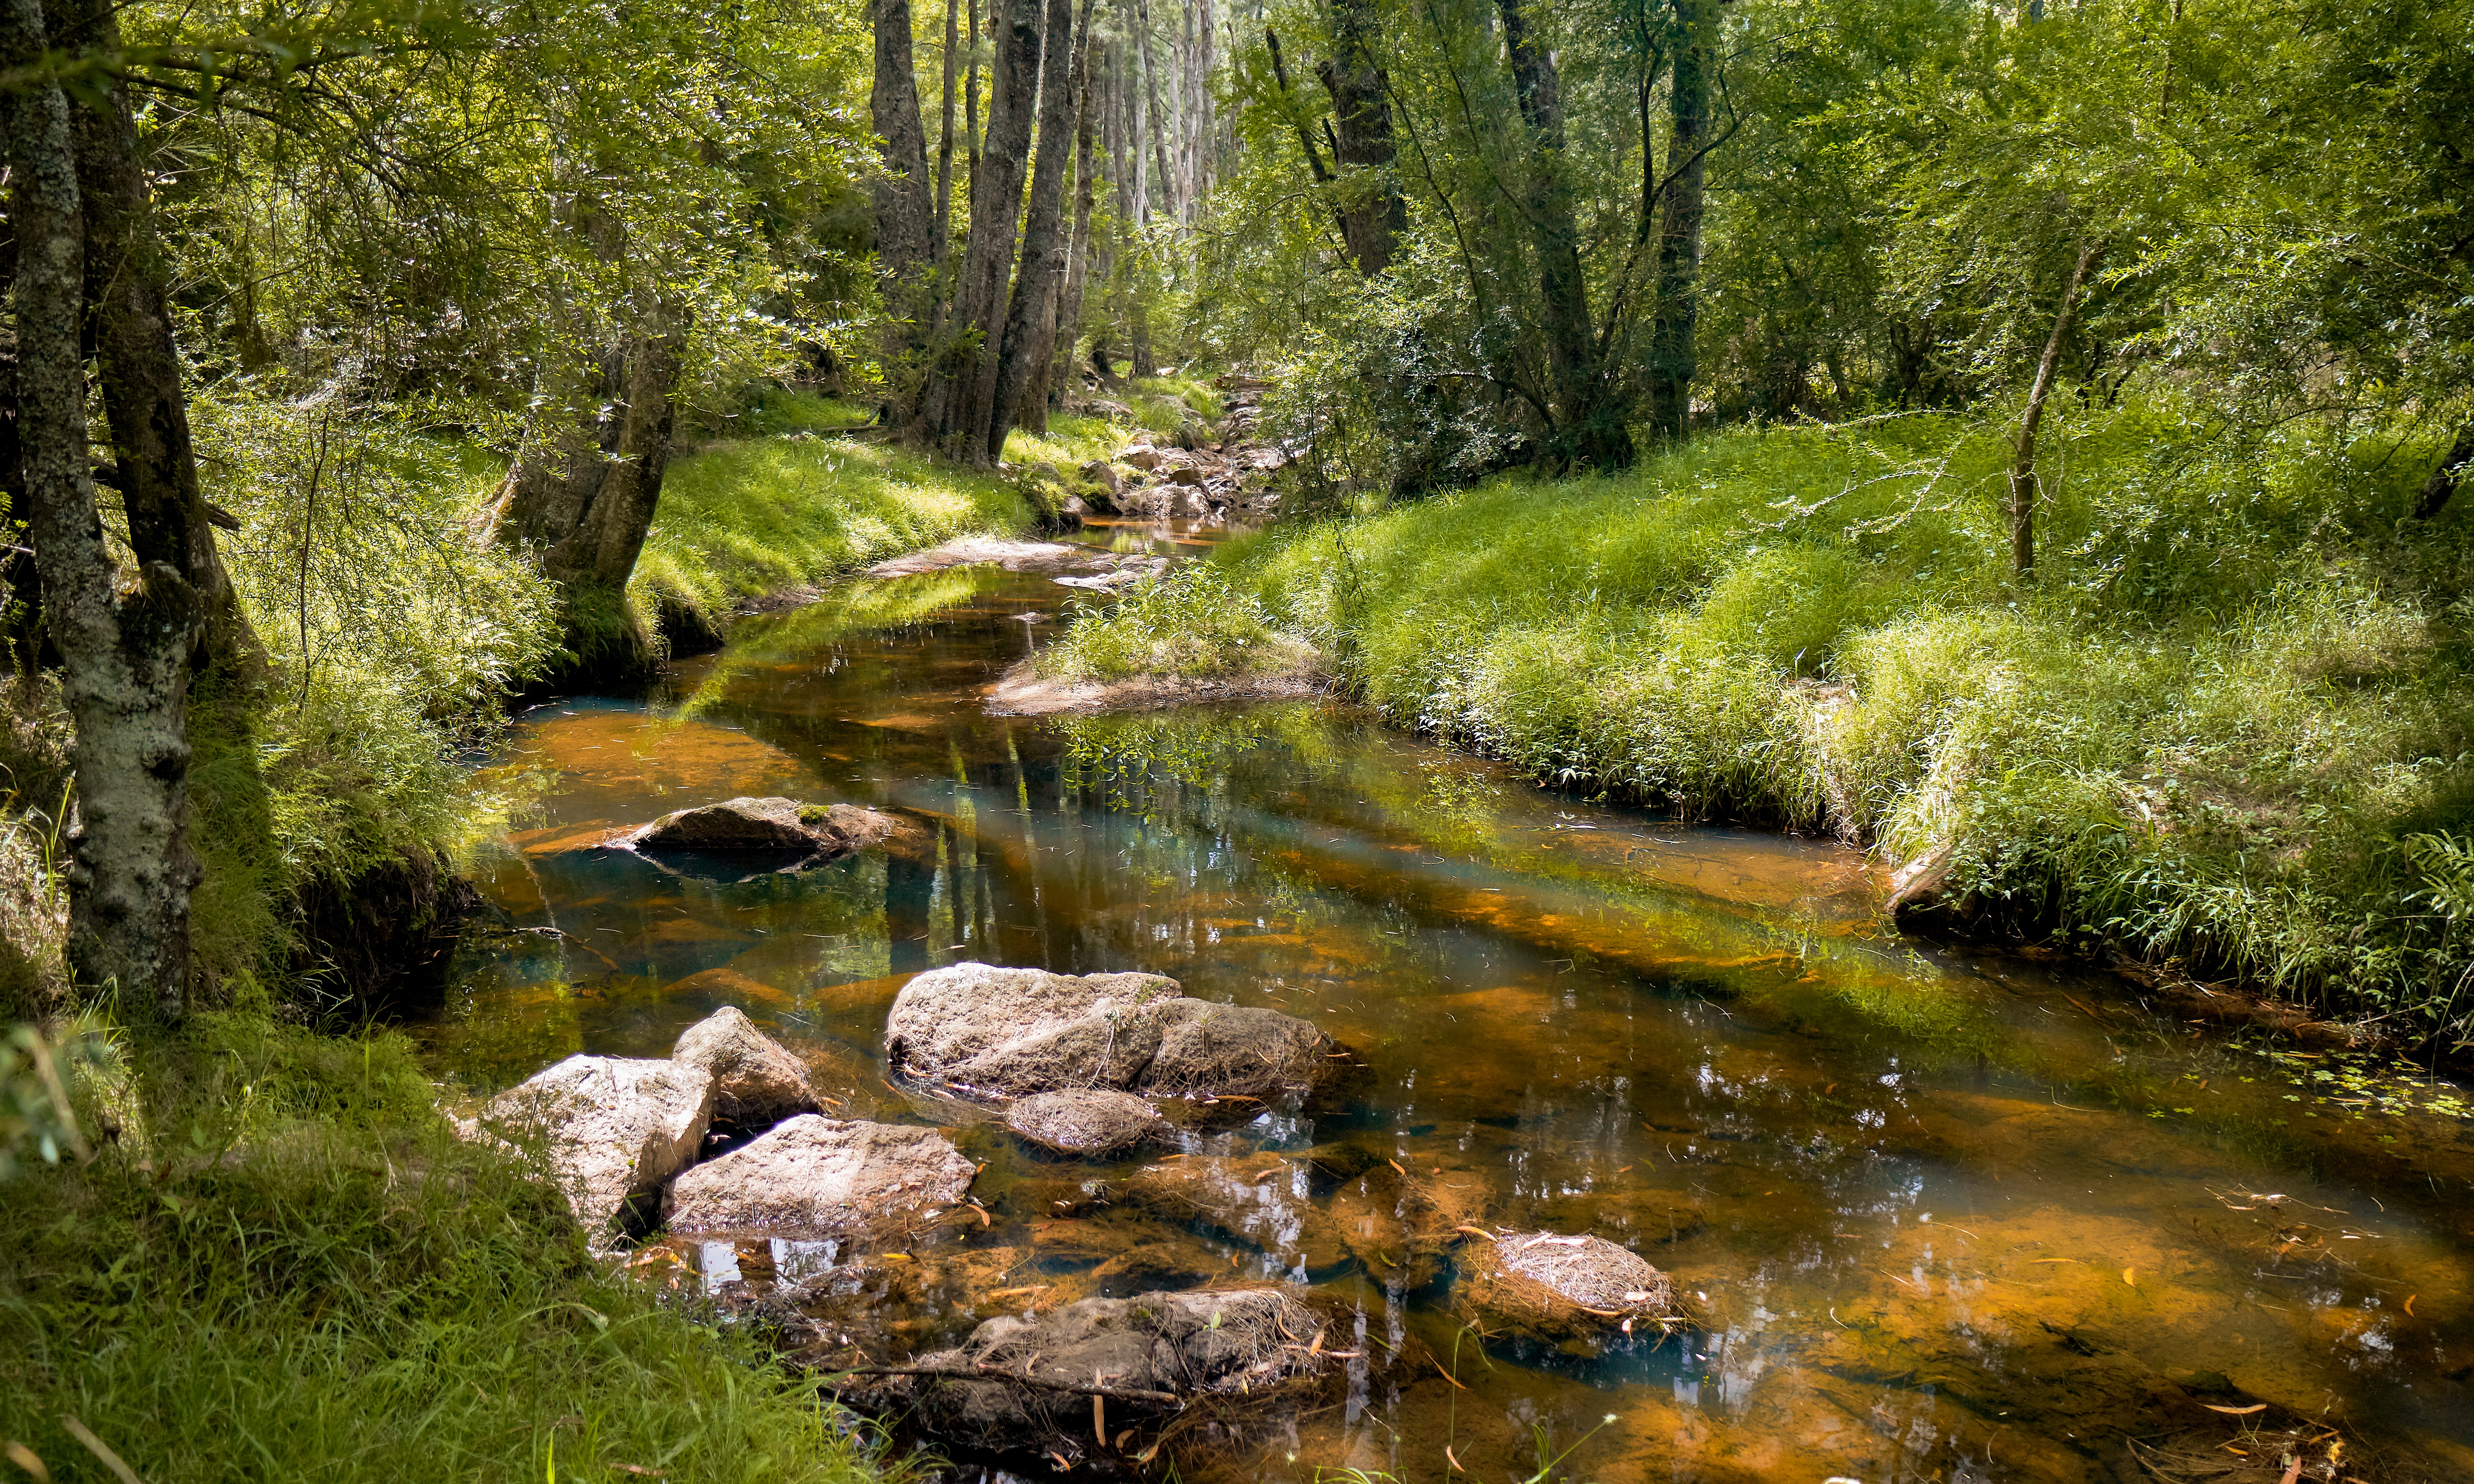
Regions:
[[663, 1114, 975, 1240], [621, 796, 901, 868], [884, 962, 1339, 1108], [1004, 1087, 1177, 1157], [1120, 1155, 1353, 1276], [480, 1054, 714, 1239], [1455, 1230, 1684, 1348], [1327, 1159, 1494, 1288], [671, 1005, 819, 1130], [900, 1288, 1333, 1465]]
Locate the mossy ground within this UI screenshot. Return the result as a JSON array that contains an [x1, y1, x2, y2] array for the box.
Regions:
[[1059, 395, 2474, 1040]]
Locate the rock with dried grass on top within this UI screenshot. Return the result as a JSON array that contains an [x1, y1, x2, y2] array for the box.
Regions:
[[1454, 1229, 1689, 1350]]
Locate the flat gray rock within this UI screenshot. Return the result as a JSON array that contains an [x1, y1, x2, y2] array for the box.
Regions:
[[663, 1115, 975, 1239], [672, 1005, 819, 1129], [480, 1054, 714, 1240], [884, 962, 1338, 1108], [1003, 1087, 1176, 1157]]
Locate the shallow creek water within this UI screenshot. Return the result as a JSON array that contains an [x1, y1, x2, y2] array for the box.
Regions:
[[430, 521, 2474, 1483]]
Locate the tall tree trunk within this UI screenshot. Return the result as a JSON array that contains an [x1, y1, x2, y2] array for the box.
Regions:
[[917, 0, 1044, 457], [2413, 424, 2473, 520], [1136, 0, 1174, 226], [934, 0, 961, 262], [1498, 0, 1626, 470], [985, 0, 1082, 457], [1125, 0, 1151, 225], [2008, 238, 2101, 578], [965, 0, 983, 204], [1645, 0, 1714, 444], [52, 0, 259, 679], [872, 0, 937, 416], [1047, 16, 1103, 407], [1317, 0, 1403, 275], [5, 0, 200, 1016], [1195, 0, 1217, 207]]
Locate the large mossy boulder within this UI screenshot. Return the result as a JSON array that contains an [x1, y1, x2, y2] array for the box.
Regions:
[[900, 1289, 1333, 1465], [663, 1115, 975, 1241], [478, 1054, 714, 1241], [671, 1005, 818, 1130], [884, 962, 1338, 1110]]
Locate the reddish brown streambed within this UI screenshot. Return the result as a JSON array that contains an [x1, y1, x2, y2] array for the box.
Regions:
[[431, 521, 2474, 1483]]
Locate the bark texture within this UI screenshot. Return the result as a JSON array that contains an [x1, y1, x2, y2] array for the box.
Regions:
[[50, 0, 259, 678], [985, 0, 1082, 457], [5, 0, 200, 1015], [872, 0, 938, 410], [915, 0, 1044, 458], [1645, 0, 1715, 443], [484, 293, 691, 662], [1047, 20, 1102, 405], [1317, 0, 1404, 275], [2008, 238, 2102, 578]]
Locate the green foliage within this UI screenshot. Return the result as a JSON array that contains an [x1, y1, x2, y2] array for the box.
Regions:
[[0, 1013, 896, 1484], [1221, 397, 2474, 1037]]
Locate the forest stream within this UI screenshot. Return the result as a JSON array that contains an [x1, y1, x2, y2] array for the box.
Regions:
[[423, 520, 2474, 1483]]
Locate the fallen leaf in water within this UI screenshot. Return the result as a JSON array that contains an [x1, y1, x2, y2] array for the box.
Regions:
[[2123, 1268, 2136, 1287], [1388, 1159, 1408, 1176], [1431, 1357, 1468, 1390], [1445, 1444, 1465, 1472], [1454, 1225, 1495, 1239], [2279, 1458, 2300, 1484], [2203, 1404, 2267, 1415], [2405, 1294, 2417, 1316]]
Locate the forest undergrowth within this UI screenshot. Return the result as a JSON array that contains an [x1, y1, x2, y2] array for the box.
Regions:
[[1058, 395, 2474, 1044]]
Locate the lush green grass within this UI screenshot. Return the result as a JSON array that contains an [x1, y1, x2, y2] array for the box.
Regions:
[[1125, 396, 2474, 1039], [635, 383, 1225, 636], [0, 1013, 894, 1484], [1035, 564, 1285, 681]]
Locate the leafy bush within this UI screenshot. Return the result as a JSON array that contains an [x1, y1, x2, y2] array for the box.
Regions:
[[1037, 564, 1285, 681]]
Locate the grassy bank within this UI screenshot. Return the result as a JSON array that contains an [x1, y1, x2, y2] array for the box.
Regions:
[[636, 397, 1168, 640], [1058, 396, 2474, 1041], [0, 1014, 889, 1484]]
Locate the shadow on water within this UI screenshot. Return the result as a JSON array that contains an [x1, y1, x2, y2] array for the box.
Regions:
[[427, 521, 2474, 1483]]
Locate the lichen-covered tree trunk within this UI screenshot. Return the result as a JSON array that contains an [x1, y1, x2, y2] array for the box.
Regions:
[[5, 0, 200, 1016], [1317, 0, 1405, 276], [914, 0, 1044, 459], [2008, 238, 2101, 578], [985, 0, 1083, 458], [1498, 0, 1629, 470], [1645, 0, 1715, 444], [50, 0, 260, 682], [873, 0, 937, 417]]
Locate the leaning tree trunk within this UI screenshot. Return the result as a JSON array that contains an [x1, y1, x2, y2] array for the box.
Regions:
[[872, 0, 938, 417], [484, 294, 691, 667], [1317, 0, 1404, 276], [917, 0, 1044, 458], [1645, 0, 1714, 444], [1046, 19, 1101, 408], [2008, 237, 2102, 578], [5, 0, 201, 1017], [985, 0, 1083, 458], [1498, 0, 1626, 470]]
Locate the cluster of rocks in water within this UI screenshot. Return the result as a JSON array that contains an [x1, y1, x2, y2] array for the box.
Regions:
[[464, 958, 1691, 1467]]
